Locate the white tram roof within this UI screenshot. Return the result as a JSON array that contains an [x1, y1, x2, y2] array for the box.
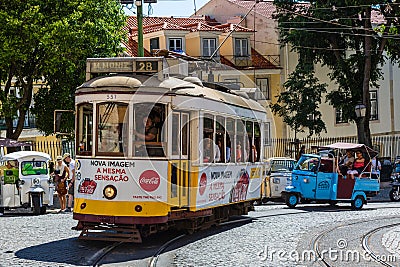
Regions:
[[77, 75, 266, 113], [1, 151, 51, 162]]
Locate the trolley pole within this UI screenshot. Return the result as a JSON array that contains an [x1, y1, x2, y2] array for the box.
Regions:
[[135, 0, 144, 57]]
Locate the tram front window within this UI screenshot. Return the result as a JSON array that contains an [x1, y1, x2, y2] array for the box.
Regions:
[[77, 103, 93, 156], [97, 102, 128, 155]]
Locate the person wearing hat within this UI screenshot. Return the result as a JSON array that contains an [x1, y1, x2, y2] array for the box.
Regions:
[[54, 155, 69, 212], [63, 153, 75, 212]]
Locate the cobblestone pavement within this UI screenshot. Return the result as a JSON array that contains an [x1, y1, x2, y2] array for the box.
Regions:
[[1, 200, 400, 266], [168, 202, 400, 267]]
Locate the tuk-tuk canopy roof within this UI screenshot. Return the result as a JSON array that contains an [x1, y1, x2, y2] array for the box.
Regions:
[[0, 138, 32, 148], [320, 142, 378, 157], [1, 151, 51, 162]]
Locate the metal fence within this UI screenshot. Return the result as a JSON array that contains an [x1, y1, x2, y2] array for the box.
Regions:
[[28, 139, 75, 161], [265, 135, 400, 161]]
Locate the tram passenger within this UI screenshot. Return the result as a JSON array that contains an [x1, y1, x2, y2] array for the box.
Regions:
[[236, 142, 242, 162], [133, 117, 157, 142], [347, 151, 365, 179]]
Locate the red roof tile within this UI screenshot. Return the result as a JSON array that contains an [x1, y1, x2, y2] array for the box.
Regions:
[[214, 23, 255, 33], [129, 22, 190, 37], [125, 16, 208, 30]]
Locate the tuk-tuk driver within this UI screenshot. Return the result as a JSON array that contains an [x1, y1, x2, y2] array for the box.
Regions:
[[6, 160, 17, 169]]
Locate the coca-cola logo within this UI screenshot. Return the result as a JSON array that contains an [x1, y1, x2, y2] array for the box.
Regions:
[[199, 173, 207, 196], [139, 170, 160, 192]]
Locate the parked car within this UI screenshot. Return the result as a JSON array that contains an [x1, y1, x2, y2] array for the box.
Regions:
[[259, 157, 296, 204]]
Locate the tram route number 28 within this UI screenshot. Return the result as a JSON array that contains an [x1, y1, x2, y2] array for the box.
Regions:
[[135, 61, 158, 72]]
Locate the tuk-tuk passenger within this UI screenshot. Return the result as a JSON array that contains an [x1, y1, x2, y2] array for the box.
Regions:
[[339, 150, 355, 176], [347, 151, 365, 179]]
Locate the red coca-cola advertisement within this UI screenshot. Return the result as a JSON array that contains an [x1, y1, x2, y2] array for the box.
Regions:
[[139, 170, 160, 192], [229, 169, 250, 202], [78, 178, 97, 194], [199, 173, 207, 196]]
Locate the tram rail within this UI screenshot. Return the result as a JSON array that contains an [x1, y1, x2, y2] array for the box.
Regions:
[[312, 217, 400, 267]]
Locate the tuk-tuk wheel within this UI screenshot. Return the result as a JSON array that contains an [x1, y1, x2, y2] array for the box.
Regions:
[[32, 194, 41, 215], [351, 196, 364, 210], [285, 194, 299, 208], [40, 206, 47, 215], [389, 189, 400, 201]]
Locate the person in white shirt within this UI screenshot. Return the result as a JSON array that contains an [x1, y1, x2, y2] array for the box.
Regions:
[[371, 157, 381, 179], [63, 153, 75, 212]]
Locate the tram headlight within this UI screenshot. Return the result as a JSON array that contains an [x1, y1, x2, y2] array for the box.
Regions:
[[103, 185, 117, 200], [33, 178, 40, 185]]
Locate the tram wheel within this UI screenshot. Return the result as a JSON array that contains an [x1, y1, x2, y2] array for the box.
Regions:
[[285, 194, 298, 208], [351, 196, 364, 210], [389, 189, 400, 202]]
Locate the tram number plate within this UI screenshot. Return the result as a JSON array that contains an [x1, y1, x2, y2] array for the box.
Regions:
[[136, 61, 158, 72], [99, 216, 115, 224]]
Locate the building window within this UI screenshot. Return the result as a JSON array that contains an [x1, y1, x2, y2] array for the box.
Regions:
[[150, 37, 159, 51], [169, 38, 183, 52], [370, 90, 378, 121], [256, 78, 270, 100], [335, 108, 347, 124], [234, 38, 248, 57], [202, 38, 216, 57]]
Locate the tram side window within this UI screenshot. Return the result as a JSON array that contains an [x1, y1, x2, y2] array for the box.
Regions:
[[97, 102, 128, 155], [202, 114, 214, 163], [236, 120, 245, 162], [77, 103, 93, 155], [254, 122, 261, 162], [133, 103, 166, 157], [216, 116, 225, 163], [226, 118, 235, 163]]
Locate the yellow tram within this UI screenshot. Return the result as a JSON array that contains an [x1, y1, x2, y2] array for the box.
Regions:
[[72, 57, 269, 242]]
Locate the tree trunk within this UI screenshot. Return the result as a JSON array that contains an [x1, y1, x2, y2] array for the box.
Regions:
[[359, 7, 373, 147], [5, 79, 33, 140]]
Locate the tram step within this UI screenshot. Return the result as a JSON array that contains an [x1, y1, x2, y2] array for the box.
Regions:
[[79, 225, 142, 243]]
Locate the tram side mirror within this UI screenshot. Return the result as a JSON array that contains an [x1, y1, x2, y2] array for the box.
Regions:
[[54, 110, 75, 135]]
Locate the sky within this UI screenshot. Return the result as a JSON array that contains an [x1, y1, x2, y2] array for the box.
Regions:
[[123, 0, 210, 17]]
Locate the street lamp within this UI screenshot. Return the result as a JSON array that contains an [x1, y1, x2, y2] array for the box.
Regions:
[[355, 103, 366, 118]]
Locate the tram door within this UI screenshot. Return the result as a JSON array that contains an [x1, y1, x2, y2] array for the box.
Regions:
[[169, 112, 190, 208]]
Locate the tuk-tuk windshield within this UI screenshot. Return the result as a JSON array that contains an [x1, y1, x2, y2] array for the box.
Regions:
[[295, 155, 320, 172], [21, 161, 48, 176], [270, 160, 295, 172]]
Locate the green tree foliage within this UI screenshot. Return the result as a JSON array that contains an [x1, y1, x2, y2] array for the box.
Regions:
[[0, 0, 126, 138], [270, 64, 327, 137], [273, 1, 400, 146]]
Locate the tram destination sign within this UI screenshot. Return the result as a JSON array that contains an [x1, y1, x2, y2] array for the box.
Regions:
[[86, 58, 162, 80]]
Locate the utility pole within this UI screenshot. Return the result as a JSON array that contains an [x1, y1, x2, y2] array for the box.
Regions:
[[135, 0, 144, 57]]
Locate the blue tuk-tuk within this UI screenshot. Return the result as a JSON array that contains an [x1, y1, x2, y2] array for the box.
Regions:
[[282, 142, 380, 210]]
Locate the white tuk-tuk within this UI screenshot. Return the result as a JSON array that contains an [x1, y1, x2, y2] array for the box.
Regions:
[[0, 151, 54, 215]]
